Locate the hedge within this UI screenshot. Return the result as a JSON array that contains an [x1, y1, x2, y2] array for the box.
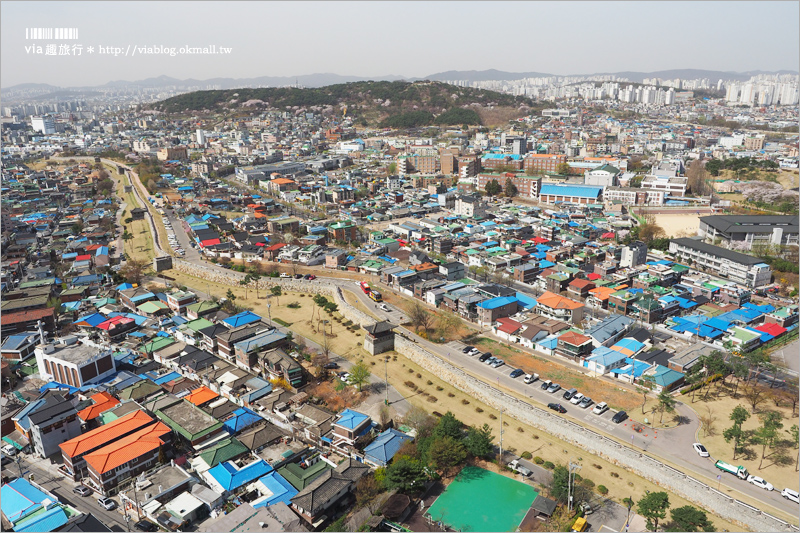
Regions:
[[272, 317, 292, 327]]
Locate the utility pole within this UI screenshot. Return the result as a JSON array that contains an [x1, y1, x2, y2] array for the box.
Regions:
[[499, 408, 504, 461], [568, 459, 582, 512], [384, 356, 389, 405]]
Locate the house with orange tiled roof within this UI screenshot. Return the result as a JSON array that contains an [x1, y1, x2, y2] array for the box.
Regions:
[[268, 177, 297, 194], [77, 392, 120, 426], [567, 278, 596, 299], [185, 386, 219, 407], [555, 331, 593, 361], [59, 409, 155, 481], [586, 285, 623, 309], [84, 421, 173, 495], [534, 291, 585, 324]]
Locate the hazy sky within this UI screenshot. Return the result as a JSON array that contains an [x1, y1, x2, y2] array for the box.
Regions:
[[2, 1, 798, 88]]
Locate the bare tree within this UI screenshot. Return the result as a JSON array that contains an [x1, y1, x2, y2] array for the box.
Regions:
[[698, 405, 717, 437], [408, 301, 434, 336], [743, 382, 768, 413]]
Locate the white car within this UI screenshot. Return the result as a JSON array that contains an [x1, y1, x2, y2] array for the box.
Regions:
[[692, 443, 709, 457], [592, 402, 609, 415], [1, 445, 18, 457], [569, 393, 584, 405], [98, 497, 117, 510], [379, 304, 390, 312], [781, 488, 800, 503], [747, 475, 774, 491]]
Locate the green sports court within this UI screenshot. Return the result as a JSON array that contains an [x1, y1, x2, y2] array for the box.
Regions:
[[425, 466, 538, 532]]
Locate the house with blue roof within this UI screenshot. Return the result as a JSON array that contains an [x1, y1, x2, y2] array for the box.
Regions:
[[0, 478, 71, 531], [535, 335, 560, 356], [252, 470, 298, 509], [332, 409, 372, 449], [203, 458, 273, 496], [585, 347, 628, 375], [647, 365, 685, 392], [477, 296, 519, 327], [363, 428, 413, 467], [612, 358, 653, 384], [539, 184, 604, 205], [223, 408, 264, 435], [223, 310, 263, 328]]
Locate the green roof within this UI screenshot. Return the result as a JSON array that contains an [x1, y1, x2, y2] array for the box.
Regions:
[[187, 301, 219, 313], [199, 437, 248, 468], [277, 460, 332, 490], [185, 318, 214, 332], [142, 336, 176, 354], [137, 301, 169, 313]]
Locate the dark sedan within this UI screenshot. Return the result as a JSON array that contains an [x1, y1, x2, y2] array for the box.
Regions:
[[547, 403, 567, 413]]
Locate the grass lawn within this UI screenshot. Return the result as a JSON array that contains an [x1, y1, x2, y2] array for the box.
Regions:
[[124, 218, 156, 262], [681, 380, 799, 493], [473, 338, 642, 412]]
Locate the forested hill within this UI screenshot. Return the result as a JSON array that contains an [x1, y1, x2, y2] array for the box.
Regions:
[[150, 81, 539, 127]]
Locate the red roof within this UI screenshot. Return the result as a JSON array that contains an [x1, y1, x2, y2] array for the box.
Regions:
[[569, 279, 594, 289], [1, 307, 54, 326], [558, 331, 592, 346], [600, 232, 615, 239], [587, 273, 602, 280], [75, 254, 91, 261], [496, 317, 522, 334], [532, 237, 549, 244], [97, 316, 135, 330], [754, 323, 787, 336], [200, 238, 221, 246]]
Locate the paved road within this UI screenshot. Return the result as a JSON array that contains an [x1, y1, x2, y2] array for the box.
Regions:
[[13, 455, 129, 531]]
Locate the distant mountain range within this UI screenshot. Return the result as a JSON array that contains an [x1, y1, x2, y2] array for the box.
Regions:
[[3, 68, 797, 94]]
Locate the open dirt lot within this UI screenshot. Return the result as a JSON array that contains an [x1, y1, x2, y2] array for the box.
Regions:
[[681, 380, 799, 493], [653, 213, 701, 239]]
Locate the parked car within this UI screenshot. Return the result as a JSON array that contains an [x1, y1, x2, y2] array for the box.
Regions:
[[470, 348, 483, 357], [563, 388, 578, 401], [462, 346, 474, 354], [323, 362, 339, 370], [134, 520, 158, 532], [478, 352, 491, 362], [747, 475, 774, 491], [98, 497, 117, 510], [510, 369, 524, 378], [1, 445, 17, 457], [279, 273, 290, 278], [523, 373, 539, 384], [578, 397, 593, 409], [485, 356, 497, 365], [569, 393, 584, 405], [491, 359, 505, 368], [611, 411, 628, 424], [379, 304, 391, 312], [547, 382, 561, 393], [72, 485, 92, 496], [508, 459, 532, 476], [781, 488, 800, 503], [692, 443, 710, 458], [294, 274, 303, 279], [540, 379, 553, 390], [592, 402, 609, 415], [548, 403, 567, 413]]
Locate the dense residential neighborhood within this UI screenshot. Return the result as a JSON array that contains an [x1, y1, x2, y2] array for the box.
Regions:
[[2, 63, 799, 533]]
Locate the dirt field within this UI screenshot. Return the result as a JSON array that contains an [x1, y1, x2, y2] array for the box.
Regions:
[[681, 380, 799, 493], [653, 213, 701, 238], [473, 338, 642, 412]]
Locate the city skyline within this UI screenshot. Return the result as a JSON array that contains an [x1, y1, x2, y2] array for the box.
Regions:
[[2, 1, 798, 88]]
